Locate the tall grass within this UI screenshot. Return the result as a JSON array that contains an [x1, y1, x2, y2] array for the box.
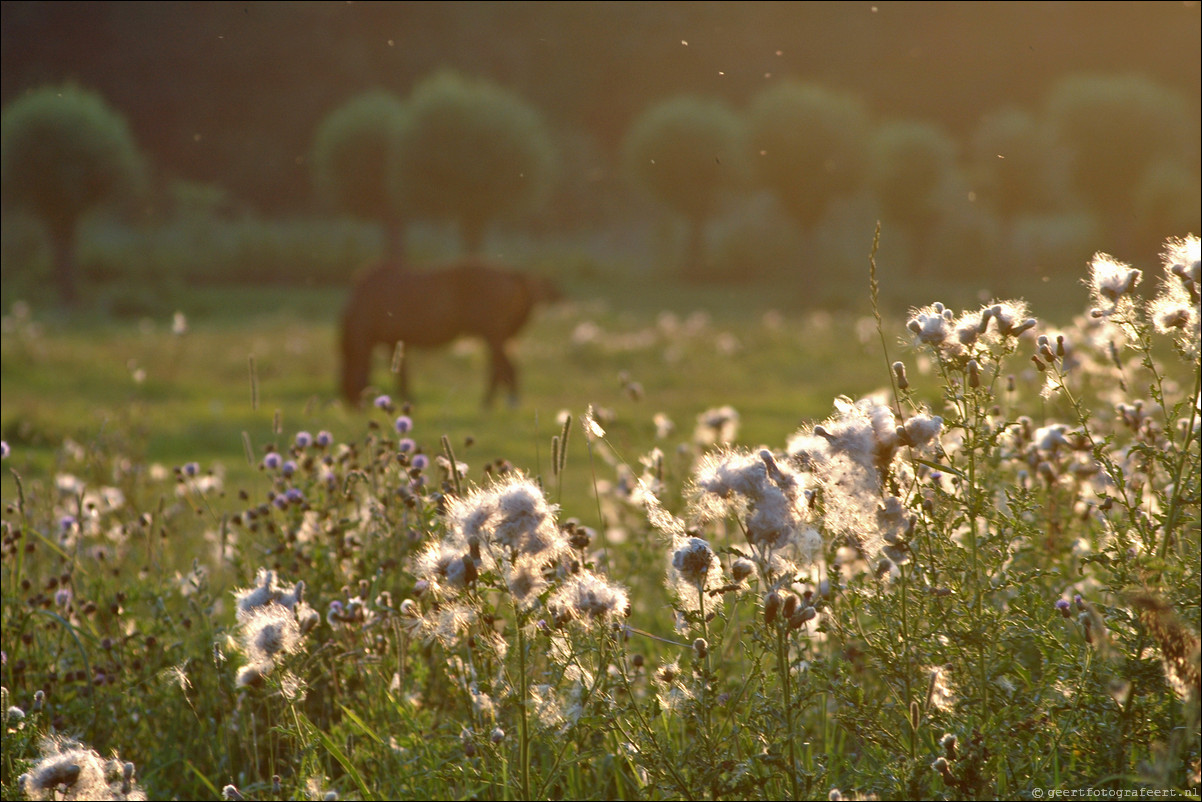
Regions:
[[1, 234, 1198, 801]]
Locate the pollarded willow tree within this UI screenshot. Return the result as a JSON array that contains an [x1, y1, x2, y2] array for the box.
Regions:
[[1, 84, 146, 305], [869, 120, 958, 276], [1044, 72, 1198, 260], [622, 95, 748, 280], [310, 90, 412, 264], [746, 81, 869, 234], [390, 70, 558, 255]]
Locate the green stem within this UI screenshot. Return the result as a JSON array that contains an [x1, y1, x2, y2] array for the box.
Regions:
[[775, 623, 801, 801], [515, 606, 531, 800]]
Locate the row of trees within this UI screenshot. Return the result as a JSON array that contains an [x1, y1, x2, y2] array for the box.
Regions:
[[3, 70, 1199, 304]]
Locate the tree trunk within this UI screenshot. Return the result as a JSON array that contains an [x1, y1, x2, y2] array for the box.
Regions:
[[51, 225, 78, 306], [680, 216, 704, 281]]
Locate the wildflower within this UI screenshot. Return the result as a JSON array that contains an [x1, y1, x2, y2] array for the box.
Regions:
[[182, 461, 200, 477], [316, 430, 333, 447], [374, 394, 394, 411], [489, 476, 566, 559], [295, 431, 312, 449], [242, 603, 303, 664], [0, 440, 8, 459], [398, 437, 416, 454], [907, 303, 954, 348], [503, 556, 548, 610], [901, 412, 942, 447], [1089, 253, 1142, 306], [694, 405, 739, 446], [19, 736, 145, 801], [282, 460, 297, 478], [932, 756, 956, 785], [731, 557, 754, 583], [547, 571, 630, 628], [262, 452, 282, 471], [688, 448, 812, 555], [394, 414, 413, 434], [1149, 235, 1201, 356], [1055, 599, 1072, 618], [985, 301, 1037, 338], [671, 536, 716, 590], [233, 568, 307, 617]]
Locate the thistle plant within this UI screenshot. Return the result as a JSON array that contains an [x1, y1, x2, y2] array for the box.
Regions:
[[1, 233, 1197, 800]]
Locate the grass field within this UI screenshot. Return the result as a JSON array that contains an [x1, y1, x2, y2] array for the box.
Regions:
[[1, 237, 1198, 801]]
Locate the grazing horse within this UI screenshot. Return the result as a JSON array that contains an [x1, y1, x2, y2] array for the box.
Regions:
[[339, 258, 561, 407]]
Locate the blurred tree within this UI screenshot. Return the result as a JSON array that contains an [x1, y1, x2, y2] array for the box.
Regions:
[[1, 84, 146, 305], [869, 120, 957, 276], [391, 70, 557, 254], [970, 107, 1066, 223], [746, 81, 869, 233], [1133, 160, 1202, 261], [310, 90, 411, 263], [1045, 72, 1197, 258], [621, 95, 747, 280]]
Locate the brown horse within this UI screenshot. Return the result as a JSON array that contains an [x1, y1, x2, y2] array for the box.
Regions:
[[339, 258, 561, 407]]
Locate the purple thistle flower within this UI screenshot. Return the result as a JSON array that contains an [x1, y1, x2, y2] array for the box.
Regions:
[[395, 415, 413, 434], [411, 453, 429, 471], [281, 460, 297, 478], [316, 431, 333, 448], [183, 462, 200, 477], [295, 431, 312, 449], [374, 394, 394, 411], [1055, 599, 1072, 618], [285, 487, 305, 504], [398, 438, 416, 454], [263, 452, 282, 471], [0, 441, 9, 460]]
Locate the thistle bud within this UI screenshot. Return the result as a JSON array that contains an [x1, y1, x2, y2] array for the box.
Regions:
[[788, 606, 817, 630], [892, 361, 909, 390], [693, 638, 709, 660], [782, 592, 799, 620], [764, 591, 782, 627], [966, 359, 980, 389], [731, 558, 754, 583]]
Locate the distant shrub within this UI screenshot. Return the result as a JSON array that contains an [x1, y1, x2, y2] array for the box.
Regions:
[[746, 81, 870, 233], [1044, 72, 1197, 255], [310, 90, 410, 260], [622, 95, 748, 280], [1133, 160, 1202, 261], [868, 120, 958, 275], [969, 106, 1068, 222], [1, 84, 146, 304], [391, 70, 558, 254]]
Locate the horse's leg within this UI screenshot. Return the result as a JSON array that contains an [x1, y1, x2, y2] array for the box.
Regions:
[[340, 323, 372, 407], [485, 341, 518, 408], [393, 341, 412, 402]]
